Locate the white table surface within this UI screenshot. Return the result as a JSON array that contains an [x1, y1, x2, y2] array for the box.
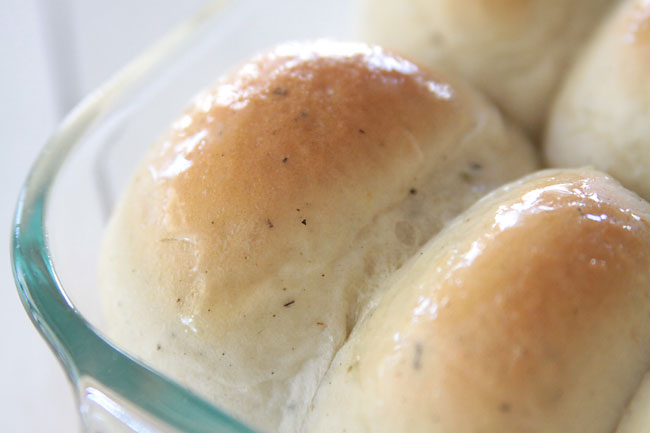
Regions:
[[1, 1, 211, 431]]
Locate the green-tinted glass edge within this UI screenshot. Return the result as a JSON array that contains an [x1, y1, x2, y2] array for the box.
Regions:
[[10, 1, 257, 432]]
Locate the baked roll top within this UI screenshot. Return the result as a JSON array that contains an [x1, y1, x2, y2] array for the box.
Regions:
[[99, 40, 537, 432], [306, 168, 650, 433]]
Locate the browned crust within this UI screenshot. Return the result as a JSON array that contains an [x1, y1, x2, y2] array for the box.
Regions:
[[131, 42, 473, 305], [358, 171, 650, 431], [150, 44, 462, 230]]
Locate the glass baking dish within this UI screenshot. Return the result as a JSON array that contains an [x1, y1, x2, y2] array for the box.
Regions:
[[11, 1, 357, 431]]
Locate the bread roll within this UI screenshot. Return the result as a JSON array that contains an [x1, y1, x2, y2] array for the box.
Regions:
[[305, 168, 650, 433], [616, 372, 650, 433], [99, 40, 537, 432], [545, 0, 650, 201], [359, 0, 616, 135]]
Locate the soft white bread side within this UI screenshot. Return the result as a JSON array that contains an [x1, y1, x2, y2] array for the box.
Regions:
[[99, 41, 537, 432], [359, 0, 616, 135], [305, 168, 650, 433], [616, 372, 650, 433], [545, 0, 650, 201]]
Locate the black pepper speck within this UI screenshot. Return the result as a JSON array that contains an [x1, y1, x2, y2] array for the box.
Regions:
[[413, 343, 423, 370]]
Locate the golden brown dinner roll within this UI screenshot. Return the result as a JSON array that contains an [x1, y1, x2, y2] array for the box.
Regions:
[[359, 0, 616, 135], [545, 0, 650, 201], [305, 168, 650, 433], [99, 40, 537, 432]]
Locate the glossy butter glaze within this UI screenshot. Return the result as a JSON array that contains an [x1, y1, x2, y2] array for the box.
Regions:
[[305, 168, 650, 433], [99, 40, 537, 432]]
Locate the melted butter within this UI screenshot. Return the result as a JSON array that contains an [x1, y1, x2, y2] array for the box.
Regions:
[[213, 84, 251, 110], [345, 171, 650, 433], [270, 40, 418, 74], [194, 92, 214, 112], [394, 174, 650, 333], [180, 314, 198, 334], [148, 38, 462, 201], [173, 114, 193, 130], [203, 39, 457, 114], [425, 81, 454, 99], [490, 180, 629, 232], [272, 40, 455, 100], [151, 129, 208, 181]]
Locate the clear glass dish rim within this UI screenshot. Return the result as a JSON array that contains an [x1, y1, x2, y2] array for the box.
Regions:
[[10, 2, 257, 432]]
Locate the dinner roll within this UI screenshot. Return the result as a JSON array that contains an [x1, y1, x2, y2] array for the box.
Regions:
[[99, 40, 537, 432], [359, 0, 616, 135], [305, 168, 650, 433], [545, 0, 650, 201]]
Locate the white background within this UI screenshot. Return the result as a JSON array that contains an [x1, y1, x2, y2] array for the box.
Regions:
[[1, 1, 212, 431]]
